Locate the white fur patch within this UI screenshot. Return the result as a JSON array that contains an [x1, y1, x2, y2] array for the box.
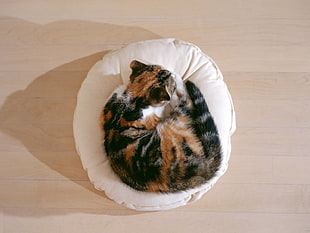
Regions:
[[142, 105, 166, 119], [169, 72, 187, 109], [171, 72, 185, 91]]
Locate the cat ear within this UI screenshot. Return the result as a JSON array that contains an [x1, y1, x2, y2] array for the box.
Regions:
[[130, 60, 148, 81]]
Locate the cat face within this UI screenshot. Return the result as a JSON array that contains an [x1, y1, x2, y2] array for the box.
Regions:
[[127, 60, 176, 106]]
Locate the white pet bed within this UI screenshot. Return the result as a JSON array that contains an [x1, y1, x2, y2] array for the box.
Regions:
[[73, 38, 236, 211]]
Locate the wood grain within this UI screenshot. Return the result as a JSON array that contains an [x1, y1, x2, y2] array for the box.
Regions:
[[0, 0, 309, 20], [1, 180, 309, 213], [232, 127, 310, 157], [2, 209, 309, 233], [1, 19, 309, 46]]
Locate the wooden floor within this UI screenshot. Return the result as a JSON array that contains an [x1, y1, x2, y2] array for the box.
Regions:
[[0, 0, 309, 232]]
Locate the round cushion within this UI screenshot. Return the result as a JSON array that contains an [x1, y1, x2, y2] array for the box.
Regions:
[[73, 38, 236, 211]]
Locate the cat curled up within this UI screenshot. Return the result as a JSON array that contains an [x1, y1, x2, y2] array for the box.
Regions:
[[102, 60, 222, 193]]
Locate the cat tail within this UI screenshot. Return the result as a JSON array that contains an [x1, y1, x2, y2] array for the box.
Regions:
[[185, 80, 222, 158]]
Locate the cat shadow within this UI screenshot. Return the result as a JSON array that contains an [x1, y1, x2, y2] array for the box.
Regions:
[[0, 18, 161, 216]]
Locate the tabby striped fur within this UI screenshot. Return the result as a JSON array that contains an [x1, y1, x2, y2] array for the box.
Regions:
[[102, 60, 222, 193]]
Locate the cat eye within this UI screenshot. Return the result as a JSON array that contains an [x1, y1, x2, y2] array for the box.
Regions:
[[149, 86, 170, 104]]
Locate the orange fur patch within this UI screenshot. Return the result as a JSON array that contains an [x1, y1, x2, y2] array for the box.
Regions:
[[143, 114, 161, 130], [158, 115, 203, 179], [146, 180, 169, 192], [124, 142, 136, 165], [104, 110, 113, 122]]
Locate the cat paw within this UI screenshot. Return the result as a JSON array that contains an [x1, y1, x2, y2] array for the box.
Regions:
[[169, 92, 179, 109], [169, 73, 188, 108], [171, 73, 185, 96]]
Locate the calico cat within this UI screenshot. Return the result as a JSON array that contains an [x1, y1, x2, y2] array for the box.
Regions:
[[102, 60, 222, 193]]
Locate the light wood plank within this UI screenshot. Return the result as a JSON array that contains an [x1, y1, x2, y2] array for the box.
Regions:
[[234, 99, 310, 128], [0, 211, 3, 233], [232, 127, 310, 157], [0, 0, 309, 21], [2, 209, 310, 233], [0, 71, 44, 98], [1, 180, 309, 213], [271, 156, 310, 184], [0, 97, 76, 125], [131, 19, 310, 46], [0, 152, 88, 181], [0, 132, 27, 152], [0, 180, 116, 210], [223, 155, 310, 185], [204, 45, 310, 73], [187, 183, 310, 213], [0, 71, 86, 98], [0, 45, 118, 72], [0, 125, 75, 152], [225, 72, 310, 100], [0, 18, 161, 46], [1, 18, 309, 46]]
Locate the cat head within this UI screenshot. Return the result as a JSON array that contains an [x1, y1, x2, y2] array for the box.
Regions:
[[127, 60, 176, 106]]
